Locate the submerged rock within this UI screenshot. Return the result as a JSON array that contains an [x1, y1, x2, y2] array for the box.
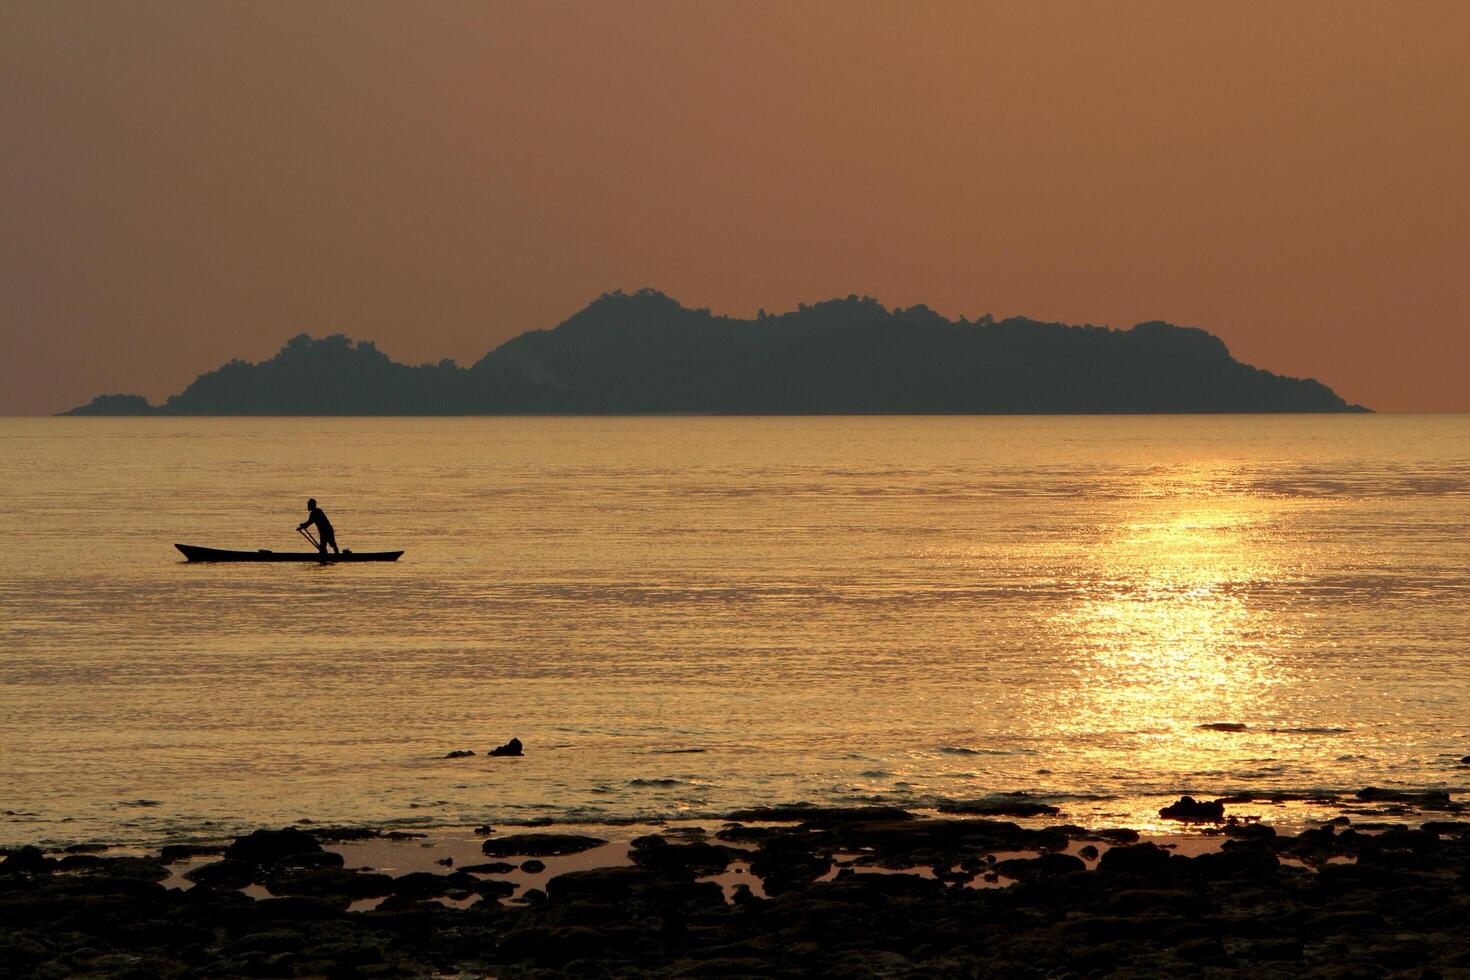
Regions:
[[444, 749, 475, 759]]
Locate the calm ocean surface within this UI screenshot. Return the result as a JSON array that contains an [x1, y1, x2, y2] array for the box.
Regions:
[[2, 416, 1468, 846]]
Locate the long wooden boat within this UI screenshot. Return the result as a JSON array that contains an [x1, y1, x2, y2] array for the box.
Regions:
[[176, 544, 404, 563]]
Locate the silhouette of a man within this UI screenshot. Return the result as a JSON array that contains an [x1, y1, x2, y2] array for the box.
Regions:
[[298, 498, 340, 554]]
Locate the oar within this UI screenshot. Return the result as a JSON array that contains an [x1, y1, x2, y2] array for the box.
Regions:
[[298, 527, 321, 550]]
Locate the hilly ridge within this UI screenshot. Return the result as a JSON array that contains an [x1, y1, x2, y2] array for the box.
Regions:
[[64, 289, 1368, 415]]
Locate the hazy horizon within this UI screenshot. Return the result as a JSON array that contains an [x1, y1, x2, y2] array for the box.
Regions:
[[4, 1, 1468, 414]]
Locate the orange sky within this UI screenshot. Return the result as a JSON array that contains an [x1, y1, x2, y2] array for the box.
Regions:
[[3, 1, 1466, 414]]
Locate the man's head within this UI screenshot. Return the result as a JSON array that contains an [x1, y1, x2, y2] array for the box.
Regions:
[[307, 498, 317, 511]]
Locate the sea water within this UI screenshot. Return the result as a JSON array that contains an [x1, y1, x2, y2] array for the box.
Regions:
[[2, 415, 1467, 845]]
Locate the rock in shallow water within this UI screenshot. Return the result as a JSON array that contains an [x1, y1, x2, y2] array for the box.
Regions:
[[1159, 796, 1226, 822], [489, 738, 523, 757], [480, 833, 607, 857], [224, 828, 323, 866]]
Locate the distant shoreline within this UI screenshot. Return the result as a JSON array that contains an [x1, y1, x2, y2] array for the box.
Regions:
[[59, 289, 1370, 416]]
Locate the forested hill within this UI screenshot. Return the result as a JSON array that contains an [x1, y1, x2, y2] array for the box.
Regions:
[[64, 289, 1368, 415]]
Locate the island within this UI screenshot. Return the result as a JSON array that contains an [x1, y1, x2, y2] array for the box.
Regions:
[[63, 289, 1368, 415]]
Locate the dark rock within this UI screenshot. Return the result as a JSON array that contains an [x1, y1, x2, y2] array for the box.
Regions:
[[993, 852, 1086, 878], [630, 835, 733, 876], [1093, 828, 1141, 843], [520, 859, 545, 873], [724, 804, 914, 825], [389, 871, 463, 898], [184, 859, 254, 888], [444, 749, 475, 758], [1078, 845, 1100, 861], [1355, 787, 1458, 809], [481, 833, 606, 857], [266, 867, 395, 900], [158, 843, 225, 863], [1236, 939, 1303, 961], [1159, 796, 1225, 822], [273, 850, 344, 870], [935, 796, 1060, 818], [223, 828, 323, 866], [1196, 722, 1248, 731], [462, 861, 517, 874], [489, 738, 523, 757], [545, 866, 662, 902], [1097, 843, 1173, 874], [57, 854, 107, 871], [474, 824, 494, 835], [472, 878, 517, 899], [0, 846, 56, 874]]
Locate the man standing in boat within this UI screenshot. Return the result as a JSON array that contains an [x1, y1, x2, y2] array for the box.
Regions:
[[298, 498, 340, 555]]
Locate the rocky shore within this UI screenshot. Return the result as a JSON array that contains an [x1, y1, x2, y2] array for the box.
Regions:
[[3, 790, 1469, 978]]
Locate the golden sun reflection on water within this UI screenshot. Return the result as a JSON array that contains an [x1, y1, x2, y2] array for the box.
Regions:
[[1049, 499, 1289, 771]]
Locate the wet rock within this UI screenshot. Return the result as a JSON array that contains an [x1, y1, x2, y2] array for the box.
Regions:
[[0, 846, 56, 875], [462, 861, 516, 874], [274, 850, 344, 870], [724, 804, 914, 825], [545, 866, 662, 903], [57, 854, 107, 871], [473, 878, 517, 899], [474, 824, 494, 836], [480, 833, 606, 857], [1093, 828, 1141, 843], [498, 925, 617, 968], [1235, 938, 1303, 962], [1355, 787, 1459, 810], [158, 843, 225, 863], [266, 867, 395, 900], [993, 852, 1086, 878], [936, 796, 1060, 818], [520, 859, 545, 873], [629, 834, 733, 876], [389, 871, 471, 898], [489, 738, 523, 757], [444, 749, 475, 758], [224, 828, 323, 866], [1159, 796, 1226, 822], [1097, 842, 1173, 875], [1221, 820, 1275, 840], [1078, 845, 1100, 861], [184, 858, 254, 888]]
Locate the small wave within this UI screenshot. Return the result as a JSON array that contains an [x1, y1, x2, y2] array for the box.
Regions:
[[938, 746, 1021, 756], [1266, 727, 1350, 735], [1196, 723, 1249, 732], [647, 748, 708, 754], [628, 778, 687, 788]]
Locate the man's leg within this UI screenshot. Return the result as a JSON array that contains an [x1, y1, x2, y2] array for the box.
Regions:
[[326, 531, 340, 554]]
